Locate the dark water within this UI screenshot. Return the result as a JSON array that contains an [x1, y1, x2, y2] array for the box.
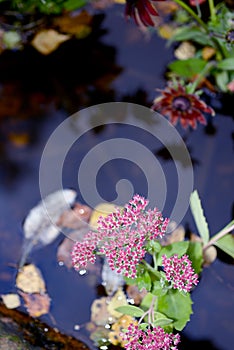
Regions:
[[0, 5, 234, 350]]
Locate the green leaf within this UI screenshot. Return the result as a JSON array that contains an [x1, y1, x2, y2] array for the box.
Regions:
[[115, 305, 145, 318], [158, 241, 189, 265], [146, 240, 161, 254], [158, 289, 193, 331], [214, 234, 234, 259], [190, 190, 210, 244], [64, 0, 87, 10], [169, 27, 212, 46], [152, 280, 167, 297], [168, 58, 207, 79], [153, 312, 173, 327], [217, 58, 234, 71], [137, 271, 152, 292], [140, 293, 155, 311], [187, 241, 203, 274], [138, 323, 149, 331], [215, 71, 229, 92]]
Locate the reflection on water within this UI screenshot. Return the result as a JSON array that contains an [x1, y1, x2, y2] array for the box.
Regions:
[[0, 5, 234, 350]]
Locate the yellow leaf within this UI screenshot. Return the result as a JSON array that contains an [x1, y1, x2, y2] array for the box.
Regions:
[[16, 264, 46, 294], [31, 29, 70, 55], [109, 315, 137, 346], [91, 297, 112, 326], [53, 11, 92, 35], [158, 24, 175, 39], [1, 293, 21, 309], [202, 46, 216, 61], [107, 288, 128, 318], [19, 292, 50, 317], [89, 203, 122, 229]]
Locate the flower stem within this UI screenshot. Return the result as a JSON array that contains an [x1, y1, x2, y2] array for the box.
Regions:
[[208, 0, 216, 22], [186, 61, 215, 94], [203, 221, 234, 251], [173, 0, 208, 33]]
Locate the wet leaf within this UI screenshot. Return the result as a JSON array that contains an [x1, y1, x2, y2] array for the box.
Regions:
[[203, 245, 217, 266], [20, 189, 76, 268], [31, 29, 70, 55], [19, 292, 50, 317], [1, 294, 21, 309], [57, 203, 92, 229], [89, 203, 121, 229], [174, 41, 196, 60], [101, 258, 124, 296], [16, 264, 46, 294], [91, 297, 112, 326], [202, 46, 216, 60], [107, 288, 128, 319], [53, 11, 92, 35]]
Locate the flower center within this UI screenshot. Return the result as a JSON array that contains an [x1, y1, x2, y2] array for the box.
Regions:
[[226, 29, 234, 44], [172, 96, 191, 112]]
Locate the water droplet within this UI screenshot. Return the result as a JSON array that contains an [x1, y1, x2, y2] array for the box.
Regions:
[[74, 324, 80, 331], [58, 261, 64, 266], [127, 298, 135, 304], [105, 324, 111, 329], [100, 346, 108, 350], [79, 269, 87, 275], [44, 328, 48, 332]]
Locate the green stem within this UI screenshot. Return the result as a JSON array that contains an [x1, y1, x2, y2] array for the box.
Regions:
[[142, 260, 161, 279], [173, 0, 208, 33], [208, 0, 216, 22], [203, 221, 234, 251], [187, 61, 215, 94]]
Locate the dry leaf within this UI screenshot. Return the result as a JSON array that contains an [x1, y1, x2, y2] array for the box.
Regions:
[[19, 189, 76, 268], [107, 288, 128, 319], [174, 41, 196, 60], [53, 11, 92, 35], [19, 292, 50, 317], [202, 46, 216, 60], [31, 29, 70, 55], [203, 246, 217, 266], [16, 264, 46, 293], [57, 203, 92, 229], [91, 297, 112, 326], [89, 203, 122, 229], [126, 285, 147, 305], [1, 294, 21, 309]]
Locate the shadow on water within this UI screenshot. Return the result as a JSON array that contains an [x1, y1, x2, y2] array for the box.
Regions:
[[0, 5, 234, 350]]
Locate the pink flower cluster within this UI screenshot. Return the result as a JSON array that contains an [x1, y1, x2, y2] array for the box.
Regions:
[[71, 195, 169, 278], [121, 323, 180, 350], [162, 254, 199, 292]]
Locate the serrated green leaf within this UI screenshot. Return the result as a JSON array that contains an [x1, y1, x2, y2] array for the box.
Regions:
[[158, 289, 193, 331], [168, 58, 207, 78], [115, 305, 145, 317], [187, 241, 203, 274], [217, 58, 234, 71], [158, 241, 189, 265], [214, 234, 234, 259], [152, 280, 167, 297], [190, 190, 210, 244]]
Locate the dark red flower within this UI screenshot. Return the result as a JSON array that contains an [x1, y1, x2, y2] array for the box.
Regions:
[[152, 83, 215, 129], [125, 0, 164, 27], [189, 0, 206, 6]]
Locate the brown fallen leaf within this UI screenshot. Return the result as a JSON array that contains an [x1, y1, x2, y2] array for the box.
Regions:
[[126, 285, 147, 305], [202, 46, 216, 60], [53, 11, 92, 35], [89, 203, 122, 230], [31, 29, 70, 55], [57, 203, 92, 229], [16, 264, 46, 294], [107, 288, 128, 319], [91, 297, 112, 326], [1, 294, 21, 309], [19, 291, 50, 317]]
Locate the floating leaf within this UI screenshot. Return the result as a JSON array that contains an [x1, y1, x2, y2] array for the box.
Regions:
[[16, 264, 46, 294], [115, 305, 144, 318], [53, 10, 92, 35], [91, 297, 112, 326], [101, 258, 124, 296], [1, 293, 21, 309], [158, 289, 193, 331], [107, 288, 128, 319], [20, 189, 76, 268], [19, 292, 50, 317], [89, 203, 121, 229], [214, 234, 234, 259], [31, 29, 70, 55], [190, 190, 210, 245], [57, 203, 92, 229]]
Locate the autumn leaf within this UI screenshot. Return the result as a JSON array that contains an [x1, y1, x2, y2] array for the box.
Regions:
[[53, 11, 92, 35], [31, 29, 70, 55], [19, 292, 50, 317], [107, 288, 128, 319], [1, 294, 21, 309], [91, 297, 112, 326], [16, 264, 46, 294], [57, 203, 92, 229]]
